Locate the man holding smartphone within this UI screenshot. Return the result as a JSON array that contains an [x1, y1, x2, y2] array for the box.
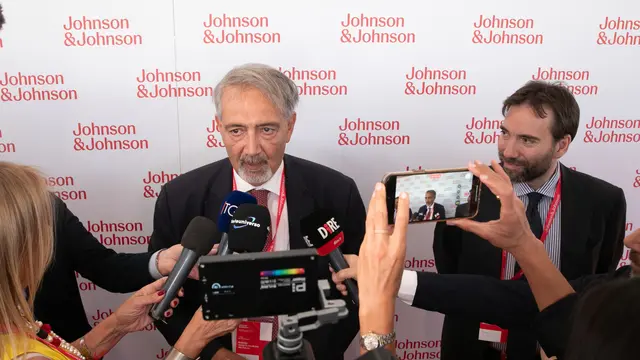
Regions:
[[425, 81, 627, 360]]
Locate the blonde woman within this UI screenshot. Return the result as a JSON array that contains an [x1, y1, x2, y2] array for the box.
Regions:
[[0, 161, 239, 360]]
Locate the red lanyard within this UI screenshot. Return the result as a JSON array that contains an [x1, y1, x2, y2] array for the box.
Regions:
[[232, 170, 286, 253], [501, 175, 562, 281]]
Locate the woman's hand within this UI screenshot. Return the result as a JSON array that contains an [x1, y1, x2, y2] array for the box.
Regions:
[[174, 307, 241, 358], [113, 277, 183, 333], [358, 183, 409, 336]]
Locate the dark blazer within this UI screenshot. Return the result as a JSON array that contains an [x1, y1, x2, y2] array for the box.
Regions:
[[410, 266, 632, 359], [148, 154, 366, 360], [417, 203, 446, 221], [34, 195, 154, 342], [431, 164, 627, 360]]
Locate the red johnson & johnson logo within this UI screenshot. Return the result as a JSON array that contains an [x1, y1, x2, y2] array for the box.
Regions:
[[86, 219, 150, 247], [47, 175, 88, 201], [634, 170, 640, 188], [405, 66, 476, 96], [338, 117, 410, 146], [143, 170, 180, 199], [72, 122, 149, 151], [405, 257, 436, 271], [340, 14, 416, 44], [206, 118, 225, 149], [531, 67, 598, 96], [583, 116, 640, 143], [395, 339, 441, 360], [75, 272, 97, 292], [0, 72, 78, 102], [63, 16, 143, 47], [472, 15, 544, 45], [0, 129, 16, 153], [464, 116, 501, 145], [136, 69, 213, 99], [597, 16, 640, 46], [279, 67, 348, 96], [618, 222, 636, 268], [203, 14, 281, 44], [156, 348, 171, 359]]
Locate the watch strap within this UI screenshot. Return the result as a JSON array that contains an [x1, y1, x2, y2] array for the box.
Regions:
[[165, 348, 195, 360], [360, 330, 396, 350]]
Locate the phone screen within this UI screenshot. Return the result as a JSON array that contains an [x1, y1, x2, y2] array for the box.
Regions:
[[385, 169, 480, 224]]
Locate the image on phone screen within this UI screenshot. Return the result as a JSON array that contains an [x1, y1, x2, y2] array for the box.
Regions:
[[393, 171, 477, 223]]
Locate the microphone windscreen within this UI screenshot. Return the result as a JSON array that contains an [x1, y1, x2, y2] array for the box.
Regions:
[[181, 216, 220, 256], [300, 210, 344, 256], [217, 191, 257, 233], [227, 204, 271, 253]]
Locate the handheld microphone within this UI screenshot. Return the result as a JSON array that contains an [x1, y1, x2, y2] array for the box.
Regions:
[[217, 191, 257, 256], [150, 216, 219, 321], [301, 210, 359, 306], [227, 203, 271, 253]]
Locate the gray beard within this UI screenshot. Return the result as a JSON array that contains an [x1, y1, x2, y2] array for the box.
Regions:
[[238, 165, 274, 186]]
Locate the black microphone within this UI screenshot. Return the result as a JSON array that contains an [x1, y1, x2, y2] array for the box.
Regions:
[[301, 210, 359, 306], [150, 216, 219, 321], [217, 191, 257, 256], [227, 203, 271, 253]]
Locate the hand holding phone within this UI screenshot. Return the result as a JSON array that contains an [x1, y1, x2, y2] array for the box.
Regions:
[[382, 167, 482, 225]]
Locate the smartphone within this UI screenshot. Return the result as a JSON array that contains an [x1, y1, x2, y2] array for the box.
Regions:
[[382, 167, 481, 224]]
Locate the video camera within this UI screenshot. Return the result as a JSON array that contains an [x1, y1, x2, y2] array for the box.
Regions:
[[198, 249, 397, 360]]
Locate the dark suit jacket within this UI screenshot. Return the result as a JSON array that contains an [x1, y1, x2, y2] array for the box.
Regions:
[[431, 164, 627, 359], [411, 266, 632, 358], [417, 203, 446, 221], [34, 195, 154, 342], [148, 154, 366, 360]]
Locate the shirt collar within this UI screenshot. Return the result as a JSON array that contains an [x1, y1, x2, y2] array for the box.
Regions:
[[513, 162, 561, 198], [232, 160, 284, 195]]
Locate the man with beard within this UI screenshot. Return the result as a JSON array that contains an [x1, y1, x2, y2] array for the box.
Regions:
[[148, 63, 366, 360], [422, 81, 627, 360]]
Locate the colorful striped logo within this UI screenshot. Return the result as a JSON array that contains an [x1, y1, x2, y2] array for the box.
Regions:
[[260, 268, 305, 277]]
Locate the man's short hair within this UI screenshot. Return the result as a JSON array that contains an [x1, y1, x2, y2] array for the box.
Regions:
[[502, 80, 580, 142], [0, 4, 5, 31], [213, 63, 299, 122], [426, 190, 436, 196]]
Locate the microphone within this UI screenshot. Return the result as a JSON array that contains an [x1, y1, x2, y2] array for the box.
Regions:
[[227, 203, 271, 253], [217, 191, 257, 256], [150, 216, 219, 321], [301, 210, 359, 306]]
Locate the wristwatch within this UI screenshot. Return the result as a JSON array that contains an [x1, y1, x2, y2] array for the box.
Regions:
[[360, 330, 396, 351]]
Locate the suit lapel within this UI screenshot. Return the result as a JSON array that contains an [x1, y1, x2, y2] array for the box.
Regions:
[[477, 183, 504, 277], [559, 165, 589, 278], [203, 160, 233, 223], [282, 155, 316, 250]]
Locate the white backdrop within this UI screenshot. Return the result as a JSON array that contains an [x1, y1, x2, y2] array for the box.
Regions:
[[1, 0, 639, 359]]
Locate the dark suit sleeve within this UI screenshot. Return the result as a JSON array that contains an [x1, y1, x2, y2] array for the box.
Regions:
[[433, 221, 461, 274], [411, 271, 604, 329], [148, 187, 228, 358], [533, 293, 577, 358], [56, 195, 153, 293], [596, 187, 626, 273]]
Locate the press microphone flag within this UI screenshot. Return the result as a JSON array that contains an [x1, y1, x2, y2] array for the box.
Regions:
[[217, 191, 257, 256], [227, 203, 271, 253], [301, 210, 359, 306]]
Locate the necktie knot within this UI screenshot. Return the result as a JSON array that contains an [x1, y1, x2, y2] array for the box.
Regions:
[[249, 189, 270, 207], [527, 192, 544, 208]]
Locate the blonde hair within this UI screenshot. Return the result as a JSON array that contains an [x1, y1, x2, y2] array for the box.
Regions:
[[0, 161, 54, 355]]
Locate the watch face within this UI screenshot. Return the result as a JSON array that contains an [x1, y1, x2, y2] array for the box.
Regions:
[[364, 336, 379, 350]]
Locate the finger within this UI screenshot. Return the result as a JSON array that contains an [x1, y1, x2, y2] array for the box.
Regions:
[[468, 161, 514, 205], [208, 244, 219, 256], [364, 184, 378, 246], [392, 192, 410, 243], [343, 254, 358, 267], [164, 309, 173, 318], [447, 218, 491, 240], [138, 277, 168, 296], [334, 268, 357, 282], [178, 288, 184, 297], [331, 272, 342, 286], [490, 159, 511, 183], [372, 183, 389, 242], [170, 298, 180, 309]]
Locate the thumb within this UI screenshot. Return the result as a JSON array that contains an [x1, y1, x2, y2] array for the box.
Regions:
[[447, 219, 489, 239], [334, 268, 357, 282], [344, 254, 358, 267]]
